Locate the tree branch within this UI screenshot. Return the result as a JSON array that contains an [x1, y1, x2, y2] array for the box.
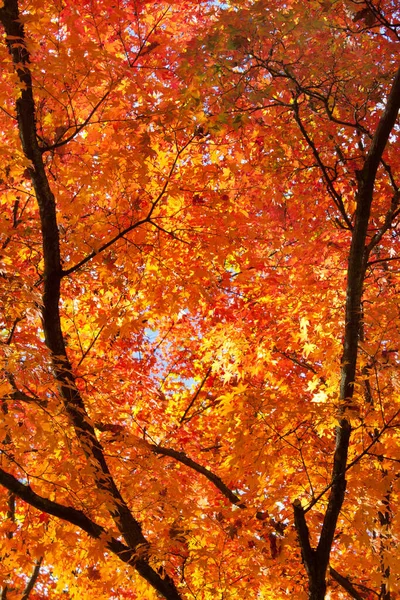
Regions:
[[0, 468, 182, 600], [292, 100, 353, 229], [293, 499, 315, 577], [366, 190, 400, 254], [179, 367, 212, 424], [40, 89, 112, 153], [61, 215, 151, 276], [148, 442, 244, 506], [21, 558, 43, 600], [293, 63, 400, 597], [0, 1, 171, 589], [329, 567, 367, 600], [361, 66, 400, 196], [62, 135, 194, 277]]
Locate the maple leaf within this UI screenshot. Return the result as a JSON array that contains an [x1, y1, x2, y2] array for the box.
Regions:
[[0, 0, 399, 599]]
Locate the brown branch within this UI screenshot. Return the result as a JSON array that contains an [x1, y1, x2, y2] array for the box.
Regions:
[[0, 468, 182, 600], [367, 255, 400, 266], [345, 408, 400, 471], [0, 5, 174, 595], [362, 66, 400, 194], [148, 441, 287, 537], [40, 89, 112, 153], [317, 64, 400, 570], [304, 407, 400, 512], [273, 348, 320, 376], [5, 317, 21, 345], [62, 136, 194, 277], [5, 372, 48, 407], [61, 215, 151, 276], [179, 367, 212, 424], [21, 558, 43, 600], [366, 190, 400, 253], [329, 567, 366, 600], [292, 98, 353, 230], [148, 442, 244, 506], [290, 63, 400, 597], [293, 499, 315, 577], [316, 418, 350, 570]]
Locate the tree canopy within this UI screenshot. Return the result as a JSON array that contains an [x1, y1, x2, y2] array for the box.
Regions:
[[0, 0, 399, 599]]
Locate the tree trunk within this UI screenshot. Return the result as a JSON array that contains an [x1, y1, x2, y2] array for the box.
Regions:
[[309, 577, 327, 600]]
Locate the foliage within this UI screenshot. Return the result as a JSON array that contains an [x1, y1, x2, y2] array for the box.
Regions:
[[0, 0, 399, 598]]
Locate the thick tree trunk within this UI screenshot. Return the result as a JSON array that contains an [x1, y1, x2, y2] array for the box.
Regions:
[[309, 578, 326, 600]]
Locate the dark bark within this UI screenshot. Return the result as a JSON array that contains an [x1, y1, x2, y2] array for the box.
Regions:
[[329, 568, 365, 600], [0, 468, 182, 600], [21, 558, 43, 600], [0, 2, 181, 598], [149, 443, 244, 506], [293, 65, 400, 600], [0, 0, 144, 551]]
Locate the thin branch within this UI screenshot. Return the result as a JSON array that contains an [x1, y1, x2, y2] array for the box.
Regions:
[[148, 442, 243, 506], [0, 105, 16, 120], [62, 135, 195, 277], [367, 255, 400, 267], [77, 322, 107, 367], [304, 407, 400, 512], [274, 348, 320, 376], [5, 318, 20, 345], [366, 190, 400, 254], [296, 435, 315, 500], [61, 215, 151, 276], [149, 220, 191, 245], [345, 409, 400, 471], [5, 372, 47, 407], [21, 558, 43, 600], [179, 367, 212, 424], [367, 452, 400, 464], [40, 88, 112, 153], [292, 99, 353, 229]]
